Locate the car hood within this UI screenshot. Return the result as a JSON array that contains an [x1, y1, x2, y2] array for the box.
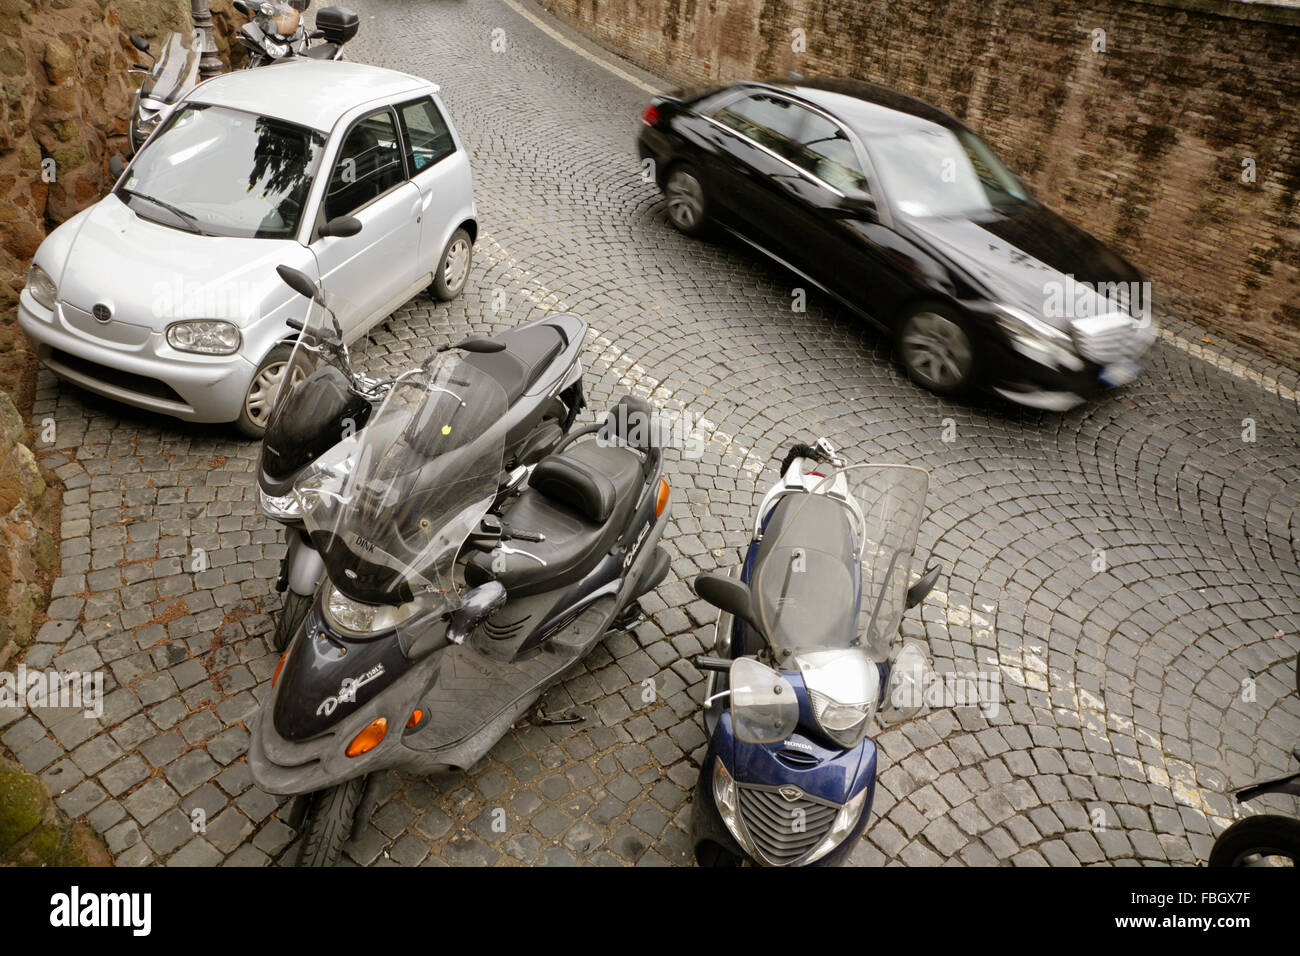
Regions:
[[899, 203, 1142, 330], [51, 194, 301, 331]]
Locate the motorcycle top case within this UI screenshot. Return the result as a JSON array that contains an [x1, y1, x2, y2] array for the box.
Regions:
[[316, 5, 359, 43]]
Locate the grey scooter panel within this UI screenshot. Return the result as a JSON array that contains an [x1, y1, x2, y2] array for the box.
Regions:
[[286, 531, 325, 596]]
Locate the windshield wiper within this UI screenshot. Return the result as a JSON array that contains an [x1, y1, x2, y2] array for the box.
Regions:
[[122, 189, 212, 236]]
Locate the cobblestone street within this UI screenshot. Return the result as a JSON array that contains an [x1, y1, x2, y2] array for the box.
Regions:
[[3, 0, 1298, 866]]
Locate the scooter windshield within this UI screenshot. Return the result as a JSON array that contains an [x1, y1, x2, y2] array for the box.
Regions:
[[295, 357, 509, 609], [257, 287, 361, 486], [140, 32, 201, 105], [754, 464, 929, 661]]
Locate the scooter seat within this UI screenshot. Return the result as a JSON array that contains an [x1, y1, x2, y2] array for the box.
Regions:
[[465, 441, 642, 597], [462, 322, 567, 405], [302, 41, 340, 59]]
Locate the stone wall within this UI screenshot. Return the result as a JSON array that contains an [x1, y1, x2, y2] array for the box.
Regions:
[[537, 0, 1300, 364]]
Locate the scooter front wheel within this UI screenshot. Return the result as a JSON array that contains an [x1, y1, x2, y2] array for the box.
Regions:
[[297, 776, 367, 867], [1208, 814, 1300, 867], [273, 590, 312, 652]]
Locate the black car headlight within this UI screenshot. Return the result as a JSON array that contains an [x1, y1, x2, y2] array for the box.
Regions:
[[994, 304, 1083, 370]]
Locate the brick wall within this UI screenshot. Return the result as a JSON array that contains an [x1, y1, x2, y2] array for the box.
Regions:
[[536, 0, 1300, 364]]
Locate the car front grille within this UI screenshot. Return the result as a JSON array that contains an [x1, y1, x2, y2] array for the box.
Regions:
[[47, 348, 187, 406], [736, 782, 839, 866], [1070, 313, 1156, 364]]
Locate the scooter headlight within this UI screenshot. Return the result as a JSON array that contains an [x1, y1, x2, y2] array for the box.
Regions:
[[258, 484, 301, 521], [797, 649, 880, 749], [805, 786, 870, 864], [323, 586, 419, 634]]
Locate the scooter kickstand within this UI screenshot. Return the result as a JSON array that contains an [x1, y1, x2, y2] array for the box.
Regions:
[[534, 706, 584, 726]]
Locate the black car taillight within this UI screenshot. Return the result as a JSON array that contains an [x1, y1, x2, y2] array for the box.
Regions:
[[641, 104, 661, 127]]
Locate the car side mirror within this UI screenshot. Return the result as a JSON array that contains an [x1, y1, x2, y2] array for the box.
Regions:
[[693, 572, 763, 636], [129, 33, 152, 56], [830, 191, 877, 221], [108, 154, 126, 179], [906, 563, 942, 609], [447, 582, 507, 645], [319, 215, 362, 238]]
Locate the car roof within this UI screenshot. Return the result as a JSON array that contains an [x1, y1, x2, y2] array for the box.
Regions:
[[187, 60, 436, 132], [737, 78, 966, 138]]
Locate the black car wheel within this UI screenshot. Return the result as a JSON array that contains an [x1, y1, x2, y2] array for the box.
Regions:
[[896, 304, 976, 396], [664, 165, 709, 236]]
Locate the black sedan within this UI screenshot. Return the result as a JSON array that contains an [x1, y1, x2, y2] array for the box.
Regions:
[[638, 79, 1157, 408]]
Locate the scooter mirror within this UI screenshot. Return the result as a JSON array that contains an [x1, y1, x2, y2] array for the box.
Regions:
[[108, 155, 126, 179], [693, 572, 763, 636], [905, 563, 942, 609], [276, 264, 323, 303], [729, 657, 799, 744], [447, 582, 508, 645], [129, 33, 152, 55]]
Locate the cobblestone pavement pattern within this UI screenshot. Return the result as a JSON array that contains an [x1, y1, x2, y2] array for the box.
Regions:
[[5, 0, 1299, 867]]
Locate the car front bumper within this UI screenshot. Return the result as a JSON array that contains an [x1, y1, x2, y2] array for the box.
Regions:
[[18, 292, 255, 424], [985, 322, 1156, 411]]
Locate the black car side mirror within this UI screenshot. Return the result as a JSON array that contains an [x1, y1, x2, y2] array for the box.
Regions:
[[906, 563, 942, 609], [693, 572, 763, 636], [447, 582, 507, 645], [319, 215, 362, 238], [829, 191, 877, 221], [129, 33, 152, 57]]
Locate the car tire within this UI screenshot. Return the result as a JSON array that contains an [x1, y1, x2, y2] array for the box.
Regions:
[[664, 164, 710, 237], [430, 227, 473, 301], [894, 302, 978, 397], [235, 343, 294, 439]]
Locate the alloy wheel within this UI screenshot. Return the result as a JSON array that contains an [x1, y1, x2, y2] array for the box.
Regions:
[[666, 169, 704, 231], [899, 312, 974, 390], [245, 361, 304, 429], [443, 237, 471, 292]]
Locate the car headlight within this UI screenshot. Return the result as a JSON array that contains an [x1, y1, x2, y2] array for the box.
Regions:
[[323, 586, 419, 634], [166, 320, 242, 355], [805, 786, 870, 864], [25, 264, 58, 311], [258, 484, 301, 521], [995, 304, 1083, 370]]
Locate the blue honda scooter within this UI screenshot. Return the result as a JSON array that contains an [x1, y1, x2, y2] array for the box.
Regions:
[[689, 440, 942, 866]]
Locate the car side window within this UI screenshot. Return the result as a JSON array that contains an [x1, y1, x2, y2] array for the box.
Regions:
[[712, 94, 806, 159], [398, 97, 456, 174], [790, 113, 871, 194], [323, 108, 405, 221]]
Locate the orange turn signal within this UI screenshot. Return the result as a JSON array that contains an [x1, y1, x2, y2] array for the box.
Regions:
[[345, 717, 388, 758], [406, 709, 423, 729], [655, 478, 670, 517], [272, 650, 289, 687]]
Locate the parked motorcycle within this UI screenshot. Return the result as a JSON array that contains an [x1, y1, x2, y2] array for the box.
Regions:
[[258, 265, 586, 652], [688, 440, 942, 866], [125, 2, 358, 153], [247, 358, 672, 865]]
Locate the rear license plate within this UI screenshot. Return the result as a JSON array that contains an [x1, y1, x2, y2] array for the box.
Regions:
[[1100, 359, 1141, 386]]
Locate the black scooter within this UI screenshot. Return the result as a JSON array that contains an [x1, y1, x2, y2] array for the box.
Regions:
[[258, 266, 586, 651], [247, 357, 672, 866]]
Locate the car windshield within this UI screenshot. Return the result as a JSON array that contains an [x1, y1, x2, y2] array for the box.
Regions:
[[869, 125, 1030, 218], [117, 104, 326, 239]]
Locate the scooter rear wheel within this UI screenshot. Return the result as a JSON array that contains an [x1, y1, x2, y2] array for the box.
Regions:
[[273, 590, 312, 652], [297, 776, 367, 867]]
